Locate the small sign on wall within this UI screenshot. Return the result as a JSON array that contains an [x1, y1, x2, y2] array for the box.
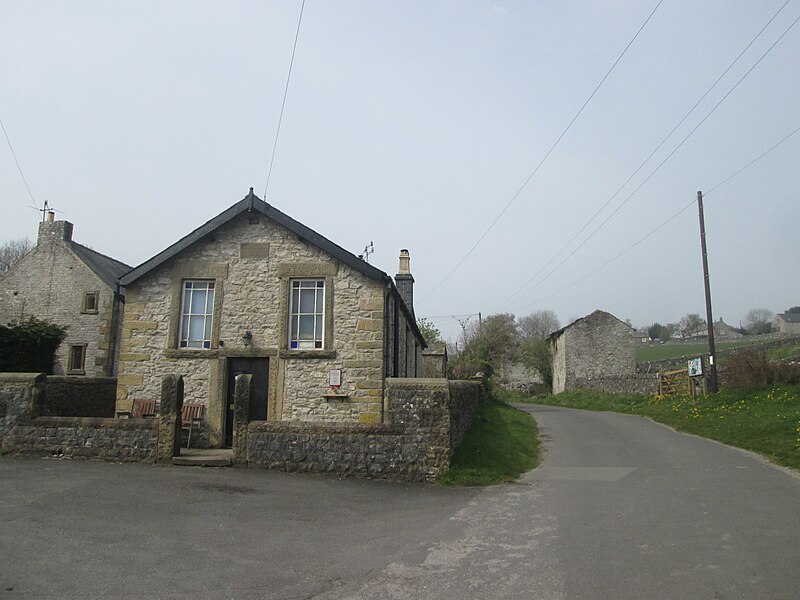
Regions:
[[329, 369, 342, 388]]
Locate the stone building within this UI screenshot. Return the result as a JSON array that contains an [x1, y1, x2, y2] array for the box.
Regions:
[[116, 189, 426, 448], [550, 310, 635, 394], [0, 212, 130, 376], [775, 312, 800, 334]]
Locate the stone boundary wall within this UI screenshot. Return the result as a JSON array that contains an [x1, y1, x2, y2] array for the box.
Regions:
[[39, 377, 117, 418], [0, 373, 182, 464], [572, 375, 659, 396], [241, 378, 480, 481]]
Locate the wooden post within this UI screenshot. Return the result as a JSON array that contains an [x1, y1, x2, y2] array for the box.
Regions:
[[697, 191, 719, 393]]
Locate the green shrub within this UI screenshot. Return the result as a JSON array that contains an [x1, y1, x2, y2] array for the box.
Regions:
[[723, 348, 800, 388], [0, 317, 68, 373]]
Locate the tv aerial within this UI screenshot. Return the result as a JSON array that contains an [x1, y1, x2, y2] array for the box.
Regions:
[[28, 200, 66, 222], [359, 241, 374, 263]]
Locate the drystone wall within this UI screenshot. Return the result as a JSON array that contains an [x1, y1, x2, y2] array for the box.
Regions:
[[241, 378, 480, 481], [38, 377, 117, 417], [0, 373, 182, 464], [570, 375, 659, 396]]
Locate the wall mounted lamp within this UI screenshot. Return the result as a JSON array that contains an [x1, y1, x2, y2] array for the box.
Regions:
[[242, 331, 252, 346]]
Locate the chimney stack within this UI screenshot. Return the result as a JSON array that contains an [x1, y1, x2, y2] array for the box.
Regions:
[[38, 218, 73, 246], [395, 249, 415, 316]]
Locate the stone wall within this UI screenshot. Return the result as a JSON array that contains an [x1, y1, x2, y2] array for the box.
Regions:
[[241, 378, 480, 481], [1, 373, 181, 464], [38, 377, 117, 417], [570, 375, 659, 396], [3, 417, 158, 462]]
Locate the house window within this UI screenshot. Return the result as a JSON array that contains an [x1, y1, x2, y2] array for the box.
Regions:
[[82, 292, 99, 314], [179, 280, 215, 349], [289, 279, 325, 349], [68, 344, 86, 374]]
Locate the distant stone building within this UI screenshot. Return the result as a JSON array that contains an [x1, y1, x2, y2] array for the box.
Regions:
[[0, 213, 130, 376], [116, 189, 426, 448], [632, 330, 650, 346], [550, 310, 635, 394], [775, 312, 800, 335]]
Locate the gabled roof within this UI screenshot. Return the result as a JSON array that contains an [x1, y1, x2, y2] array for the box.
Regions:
[[120, 189, 426, 347], [121, 189, 388, 286], [550, 309, 633, 340], [778, 312, 800, 323], [69, 242, 132, 289]]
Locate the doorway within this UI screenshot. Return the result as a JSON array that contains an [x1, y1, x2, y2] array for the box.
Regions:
[[225, 357, 269, 448]]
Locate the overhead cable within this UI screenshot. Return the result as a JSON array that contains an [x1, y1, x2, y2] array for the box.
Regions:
[[416, 0, 665, 305]]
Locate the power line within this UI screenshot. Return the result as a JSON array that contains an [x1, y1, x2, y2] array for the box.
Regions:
[[508, 124, 800, 313], [503, 9, 800, 310], [1, 116, 37, 208], [416, 0, 665, 305], [497, 0, 793, 311], [263, 0, 306, 202]]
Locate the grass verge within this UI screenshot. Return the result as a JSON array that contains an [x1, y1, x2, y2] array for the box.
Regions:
[[500, 385, 800, 471], [437, 392, 541, 486]]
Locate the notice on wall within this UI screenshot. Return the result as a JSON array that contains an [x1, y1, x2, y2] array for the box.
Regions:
[[688, 357, 703, 377], [329, 369, 342, 387]]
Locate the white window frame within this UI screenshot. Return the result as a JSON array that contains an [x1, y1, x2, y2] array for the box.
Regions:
[[179, 280, 215, 349], [288, 279, 325, 350]]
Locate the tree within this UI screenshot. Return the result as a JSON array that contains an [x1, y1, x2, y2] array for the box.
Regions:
[[648, 323, 665, 341], [416, 317, 441, 345], [449, 313, 519, 379], [679, 313, 706, 338], [517, 310, 559, 392], [0, 238, 33, 273], [743, 308, 774, 335], [518, 309, 560, 342], [786, 306, 800, 314]]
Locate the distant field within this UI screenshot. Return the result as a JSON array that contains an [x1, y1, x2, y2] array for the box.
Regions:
[[636, 338, 772, 362]]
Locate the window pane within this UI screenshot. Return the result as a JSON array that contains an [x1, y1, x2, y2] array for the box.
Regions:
[[190, 289, 206, 314], [181, 316, 190, 340], [315, 314, 323, 338], [291, 316, 298, 339], [291, 289, 300, 312], [189, 316, 204, 341], [316, 289, 324, 310], [299, 315, 314, 338], [183, 289, 191, 314], [204, 317, 212, 340], [299, 289, 315, 313], [205, 289, 215, 313]]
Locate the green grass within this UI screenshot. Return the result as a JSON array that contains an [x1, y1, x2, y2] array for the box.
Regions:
[[767, 343, 800, 361], [635, 338, 767, 362], [505, 386, 800, 471], [437, 392, 541, 486]]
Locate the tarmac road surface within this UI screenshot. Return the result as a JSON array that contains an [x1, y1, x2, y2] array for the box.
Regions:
[[1, 404, 798, 599]]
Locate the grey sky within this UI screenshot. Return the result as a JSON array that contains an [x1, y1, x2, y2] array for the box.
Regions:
[[2, 1, 798, 341]]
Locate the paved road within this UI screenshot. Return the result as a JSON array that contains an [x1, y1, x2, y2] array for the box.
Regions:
[[2, 405, 799, 599]]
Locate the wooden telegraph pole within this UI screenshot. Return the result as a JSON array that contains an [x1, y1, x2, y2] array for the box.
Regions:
[[697, 190, 718, 393]]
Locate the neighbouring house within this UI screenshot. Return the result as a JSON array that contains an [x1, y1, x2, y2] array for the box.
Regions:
[[0, 212, 130, 376], [116, 189, 427, 448], [775, 312, 800, 335], [632, 330, 649, 346], [550, 310, 635, 394], [686, 318, 743, 340]]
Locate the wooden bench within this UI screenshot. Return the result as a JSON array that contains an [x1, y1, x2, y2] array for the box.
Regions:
[[181, 403, 206, 449], [116, 398, 157, 419]]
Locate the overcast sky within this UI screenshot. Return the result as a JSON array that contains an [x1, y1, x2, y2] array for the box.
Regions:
[[2, 1, 798, 341]]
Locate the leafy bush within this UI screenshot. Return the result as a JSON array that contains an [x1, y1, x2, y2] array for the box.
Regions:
[[722, 348, 800, 388], [0, 317, 68, 373]]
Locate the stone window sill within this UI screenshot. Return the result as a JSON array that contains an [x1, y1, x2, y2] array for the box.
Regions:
[[281, 350, 337, 359], [165, 349, 219, 359]]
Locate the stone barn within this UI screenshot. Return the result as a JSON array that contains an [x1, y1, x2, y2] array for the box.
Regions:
[[550, 310, 635, 394]]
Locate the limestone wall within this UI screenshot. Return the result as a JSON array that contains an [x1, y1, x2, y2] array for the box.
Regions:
[[243, 378, 481, 481], [38, 376, 117, 417]]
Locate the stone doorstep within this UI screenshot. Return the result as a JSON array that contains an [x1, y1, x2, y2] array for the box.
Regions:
[[172, 448, 233, 467]]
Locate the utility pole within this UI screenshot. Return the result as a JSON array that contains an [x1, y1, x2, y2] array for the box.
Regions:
[[697, 190, 718, 393], [478, 312, 482, 327]]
